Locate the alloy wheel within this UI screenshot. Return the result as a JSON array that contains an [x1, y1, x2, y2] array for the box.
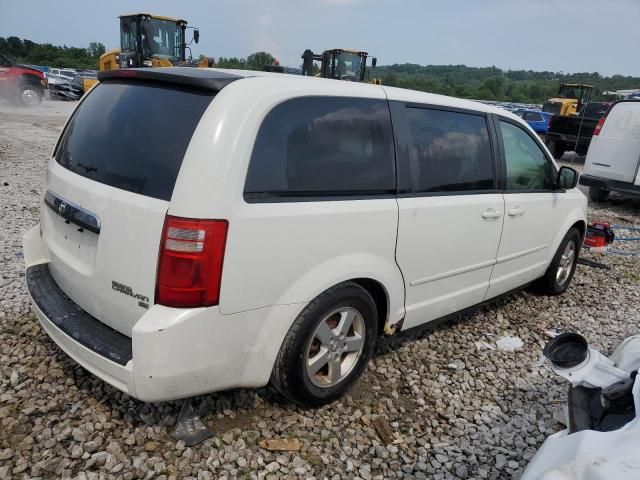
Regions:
[[305, 307, 366, 388], [556, 240, 576, 286]]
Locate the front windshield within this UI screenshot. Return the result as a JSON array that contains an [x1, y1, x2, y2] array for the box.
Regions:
[[0, 54, 14, 67], [140, 18, 183, 59], [332, 52, 364, 80], [558, 85, 582, 99]]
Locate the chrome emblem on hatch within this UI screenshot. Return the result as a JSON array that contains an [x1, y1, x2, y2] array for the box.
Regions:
[[58, 202, 67, 216]]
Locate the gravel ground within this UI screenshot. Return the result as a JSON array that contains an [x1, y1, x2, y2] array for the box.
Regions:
[[1, 98, 639, 480]]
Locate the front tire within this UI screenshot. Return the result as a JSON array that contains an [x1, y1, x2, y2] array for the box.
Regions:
[[271, 282, 378, 407], [535, 228, 581, 295]]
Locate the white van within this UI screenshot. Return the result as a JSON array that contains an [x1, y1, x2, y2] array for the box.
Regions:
[[580, 100, 640, 201], [23, 68, 587, 406]]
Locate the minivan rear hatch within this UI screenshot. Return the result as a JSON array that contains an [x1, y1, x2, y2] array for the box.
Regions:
[[43, 69, 238, 336], [586, 101, 640, 183]]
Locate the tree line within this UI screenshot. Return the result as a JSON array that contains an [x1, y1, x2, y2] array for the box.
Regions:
[[1, 36, 106, 70], [3, 36, 638, 104], [375, 64, 640, 104]]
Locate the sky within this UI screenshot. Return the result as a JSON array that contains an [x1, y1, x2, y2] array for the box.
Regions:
[[1, 0, 639, 76]]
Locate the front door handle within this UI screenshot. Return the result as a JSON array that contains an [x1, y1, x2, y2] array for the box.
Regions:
[[481, 209, 502, 219], [508, 207, 525, 217]]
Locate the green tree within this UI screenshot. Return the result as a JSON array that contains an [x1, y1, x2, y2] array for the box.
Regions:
[[87, 42, 106, 59], [246, 51, 276, 70]]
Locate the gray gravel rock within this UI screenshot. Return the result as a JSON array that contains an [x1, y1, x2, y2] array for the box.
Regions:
[[1, 100, 640, 479]]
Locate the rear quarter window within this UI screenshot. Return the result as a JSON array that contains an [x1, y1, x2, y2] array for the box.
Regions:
[[54, 81, 214, 201], [244, 96, 395, 200]]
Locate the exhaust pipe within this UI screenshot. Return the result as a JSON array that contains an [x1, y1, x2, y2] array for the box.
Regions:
[[543, 333, 629, 388]]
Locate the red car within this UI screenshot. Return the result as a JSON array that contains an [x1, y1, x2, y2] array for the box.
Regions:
[[0, 53, 46, 106]]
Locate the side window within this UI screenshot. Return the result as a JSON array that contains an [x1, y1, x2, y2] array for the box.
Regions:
[[244, 97, 395, 198], [405, 107, 494, 192], [499, 120, 555, 191]]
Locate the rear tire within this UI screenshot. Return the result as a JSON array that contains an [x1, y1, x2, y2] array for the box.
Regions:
[[18, 84, 42, 106], [271, 282, 378, 407], [546, 139, 566, 160], [535, 228, 581, 295], [589, 187, 610, 202]]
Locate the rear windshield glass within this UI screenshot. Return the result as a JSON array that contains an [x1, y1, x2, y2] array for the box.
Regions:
[[55, 81, 213, 201]]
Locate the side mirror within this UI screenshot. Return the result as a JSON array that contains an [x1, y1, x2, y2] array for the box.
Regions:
[[193, 29, 200, 44], [371, 57, 377, 68], [557, 166, 578, 189]]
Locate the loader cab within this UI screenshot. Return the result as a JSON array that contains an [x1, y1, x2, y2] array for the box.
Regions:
[[322, 49, 369, 82], [117, 14, 196, 68]]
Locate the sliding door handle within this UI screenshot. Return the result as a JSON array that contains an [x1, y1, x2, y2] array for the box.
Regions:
[[508, 207, 525, 217], [481, 209, 502, 219]]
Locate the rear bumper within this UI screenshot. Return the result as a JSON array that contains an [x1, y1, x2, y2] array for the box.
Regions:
[[579, 174, 640, 196], [23, 225, 303, 402]]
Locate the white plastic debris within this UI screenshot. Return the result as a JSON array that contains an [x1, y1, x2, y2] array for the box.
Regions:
[[475, 341, 496, 351], [496, 336, 524, 352]]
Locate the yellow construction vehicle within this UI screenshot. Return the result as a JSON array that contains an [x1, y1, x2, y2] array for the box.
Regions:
[[99, 13, 213, 72], [542, 83, 594, 116], [301, 48, 378, 83]]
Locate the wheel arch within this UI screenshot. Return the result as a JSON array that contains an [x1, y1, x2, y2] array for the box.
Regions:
[[571, 219, 587, 241], [18, 73, 43, 86], [548, 208, 588, 264], [350, 277, 396, 336]]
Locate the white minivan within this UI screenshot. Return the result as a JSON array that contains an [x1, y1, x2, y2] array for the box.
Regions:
[[580, 100, 640, 201], [24, 68, 587, 406]]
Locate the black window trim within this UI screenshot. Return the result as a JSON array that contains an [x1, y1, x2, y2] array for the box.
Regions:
[[392, 101, 501, 198], [243, 95, 398, 204], [492, 114, 559, 194]]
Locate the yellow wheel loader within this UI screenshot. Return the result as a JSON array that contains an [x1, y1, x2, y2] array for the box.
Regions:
[[301, 48, 379, 83], [542, 83, 594, 117], [99, 13, 213, 71], [83, 14, 214, 93]]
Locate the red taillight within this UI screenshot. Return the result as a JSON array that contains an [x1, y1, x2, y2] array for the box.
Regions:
[[593, 116, 606, 136], [156, 216, 228, 308]]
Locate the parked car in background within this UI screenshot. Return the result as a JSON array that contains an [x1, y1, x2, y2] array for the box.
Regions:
[[46, 68, 76, 87], [580, 100, 640, 201], [23, 68, 586, 406], [50, 70, 97, 101], [0, 53, 46, 105], [517, 109, 553, 135], [544, 102, 611, 159]]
